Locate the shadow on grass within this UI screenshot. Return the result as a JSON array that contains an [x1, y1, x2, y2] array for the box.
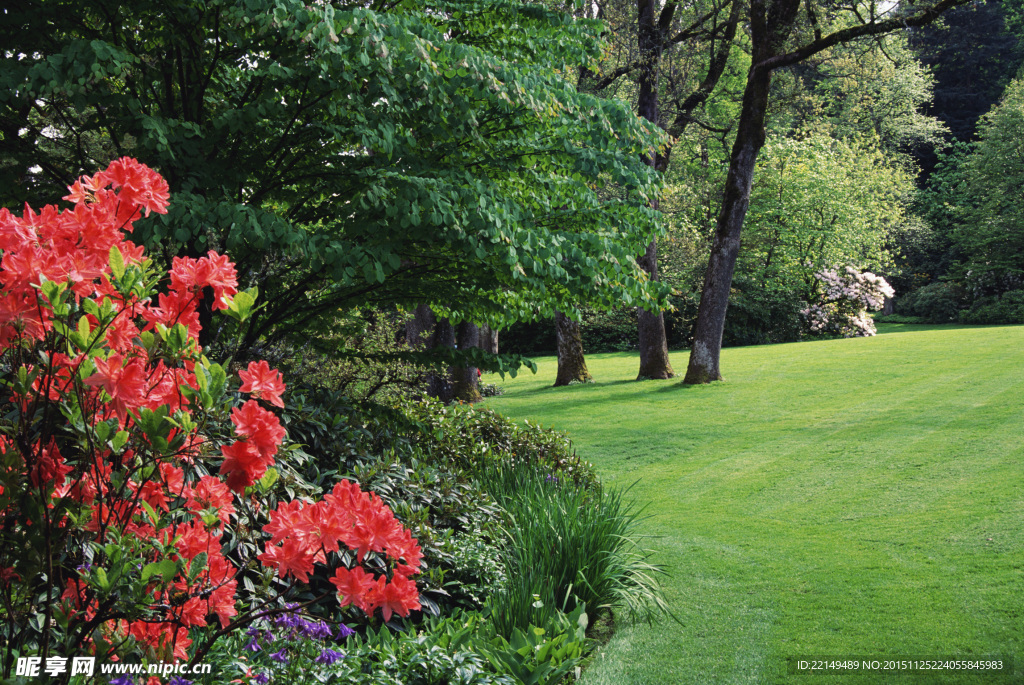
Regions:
[[875, 322, 1018, 335], [497, 378, 639, 398]]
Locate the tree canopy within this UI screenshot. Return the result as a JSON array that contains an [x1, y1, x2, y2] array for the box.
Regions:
[[0, 0, 669, 364]]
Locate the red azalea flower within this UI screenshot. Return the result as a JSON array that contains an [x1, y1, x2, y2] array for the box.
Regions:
[[238, 360, 286, 408], [230, 401, 285, 458], [377, 573, 421, 622], [84, 353, 149, 425], [219, 440, 269, 494], [329, 566, 378, 612]]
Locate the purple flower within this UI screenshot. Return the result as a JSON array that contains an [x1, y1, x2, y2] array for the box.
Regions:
[[274, 612, 300, 629], [245, 636, 261, 652], [254, 672, 270, 685], [109, 677, 135, 685], [337, 623, 355, 640], [299, 619, 332, 640], [314, 648, 344, 665], [270, 648, 289, 664], [168, 678, 194, 685]]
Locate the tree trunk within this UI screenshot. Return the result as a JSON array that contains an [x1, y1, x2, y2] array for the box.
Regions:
[[480, 324, 499, 355], [634, 0, 674, 380], [636, 239, 674, 379], [451, 321, 482, 403], [406, 305, 459, 401], [554, 312, 592, 386], [684, 2, 778, 382], [406, 304, 437, 348], [683, 64, 773, 384], [426, 318, 457, 402]]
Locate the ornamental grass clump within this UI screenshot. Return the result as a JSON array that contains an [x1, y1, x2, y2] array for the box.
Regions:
[[478, 462, 667, 637]]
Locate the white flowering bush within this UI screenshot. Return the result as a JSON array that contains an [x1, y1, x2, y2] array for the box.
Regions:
[[802, 266, 895, 337]]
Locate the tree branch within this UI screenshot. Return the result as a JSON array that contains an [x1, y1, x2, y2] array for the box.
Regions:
[[760, 0, 973, 72]]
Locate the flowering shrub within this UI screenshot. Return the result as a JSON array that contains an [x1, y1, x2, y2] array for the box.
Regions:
[[0, 159, 420, 676], [802, 266, 895, 337]]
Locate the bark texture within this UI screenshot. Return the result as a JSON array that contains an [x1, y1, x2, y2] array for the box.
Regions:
[[406, 304, 458, 402], [405, 304, 437, 348], [636, 239, 674, 379], [451, 321, 482, 403], [554, 312, 592, 386], [480, 325, 499, 355], [634, 0, 674, 380], [683, 63, 773, 384]]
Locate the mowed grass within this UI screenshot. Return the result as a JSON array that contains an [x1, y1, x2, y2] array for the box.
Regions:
[[484, 324, 1024, 684]]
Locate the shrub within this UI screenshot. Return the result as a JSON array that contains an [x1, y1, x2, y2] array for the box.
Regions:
[[872, 314, 926, 324], [209, 608, 517, 685], [894, 281, 966, 323], [722, 278, 806, 346], [803, 266, 895, 337], [211, 605, 589, 685], [399, 398, 599, 491], [580, 307, 638, 353], [480, 382, 505, 398], [959, 289, 1024, 324], [0, 159, 422, 675]]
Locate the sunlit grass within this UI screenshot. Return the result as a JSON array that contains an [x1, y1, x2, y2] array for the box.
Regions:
[[484, 324, 1024, 684]]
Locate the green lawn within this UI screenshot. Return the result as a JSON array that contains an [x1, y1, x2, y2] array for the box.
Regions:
[[484, 324, 1024, 684]]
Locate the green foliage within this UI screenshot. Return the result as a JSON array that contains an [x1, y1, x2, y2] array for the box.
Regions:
[[580, 308, 639, 353], [720, 275, 807, 346], [399, 398, 599, 490], [478, 461, 667, 638], [345, 608, 587, 685], [872, 313, 926, 324], [959, 290, 1024, 325], [742, 133, 910, 298], [893, 280, 965, 323], [770, 36, 946, 150], [0, 0, 669, 362], [477, 604, 589, 685], [950, 77, 1024, 297], [205, 612, 519, 685], [268, 309, 429, 402]]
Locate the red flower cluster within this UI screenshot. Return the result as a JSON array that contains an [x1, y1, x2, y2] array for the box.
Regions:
[[0, 159, 167, 346], [238, 360, 286, 408], [261, 479, 422, 621], [0, 158, 420, 666]]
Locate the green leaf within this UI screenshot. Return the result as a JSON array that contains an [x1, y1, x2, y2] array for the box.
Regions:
[[111, 430, 129, 451], [141, 559, 178, 583], [109, 246, 126, 280]]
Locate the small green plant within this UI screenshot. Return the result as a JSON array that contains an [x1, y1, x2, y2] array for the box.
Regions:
[[478, 462, 668, 637]]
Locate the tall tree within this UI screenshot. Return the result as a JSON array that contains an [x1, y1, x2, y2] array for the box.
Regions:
[[949, 77, 1024, 295], [682, 0, 972, 384], [583, 0, 742, 380], [909, 0, 1024, 179]]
